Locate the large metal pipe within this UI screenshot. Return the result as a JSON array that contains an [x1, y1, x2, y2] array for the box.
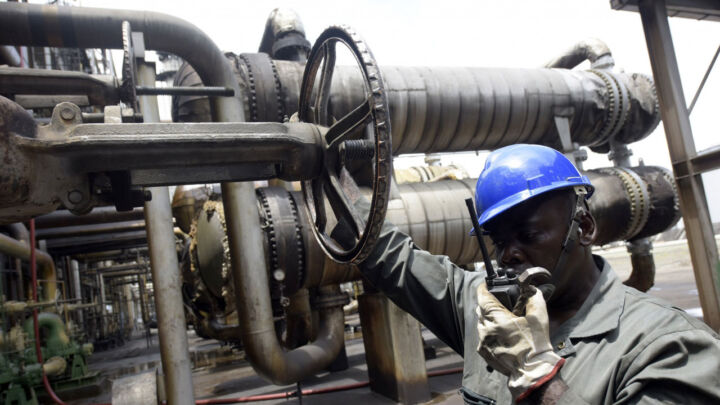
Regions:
[[174, 57, 660, 153], [186, 165, 678, 347], [222, 180, 347, 385], [0, 233, 56, 301], [192, 164, 678, 287]]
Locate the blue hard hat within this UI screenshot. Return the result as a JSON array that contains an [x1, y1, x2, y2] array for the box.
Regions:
[[471, 144, 594, 233]]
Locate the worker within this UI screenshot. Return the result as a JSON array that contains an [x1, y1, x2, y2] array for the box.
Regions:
[[337, 144, 720, 404]]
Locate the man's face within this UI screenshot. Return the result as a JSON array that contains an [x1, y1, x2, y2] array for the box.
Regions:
[[483, 191, 576, 298]]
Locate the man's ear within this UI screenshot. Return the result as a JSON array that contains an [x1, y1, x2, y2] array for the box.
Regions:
[[578, 210, 597, 246]]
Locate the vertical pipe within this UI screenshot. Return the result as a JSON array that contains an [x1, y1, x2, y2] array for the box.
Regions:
[[98, 269, 107, 337], [639, 0, 720, 330], [139, 60, 195, 405], [70, 259, 84, 325]]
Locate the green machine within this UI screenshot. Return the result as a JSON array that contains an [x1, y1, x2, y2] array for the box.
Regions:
[[0, 312, 97, 405], [22, 313, 97, 394]]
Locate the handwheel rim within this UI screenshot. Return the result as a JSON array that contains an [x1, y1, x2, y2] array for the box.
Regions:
[[299, 25, 392, 264]]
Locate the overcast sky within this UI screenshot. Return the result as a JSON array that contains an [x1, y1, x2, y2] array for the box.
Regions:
[[76, 0, 720, 221]]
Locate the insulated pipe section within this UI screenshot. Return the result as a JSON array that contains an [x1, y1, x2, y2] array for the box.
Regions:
[[544, 38, 615, 70], [0, 232, 57, 301], [173, 57, 660, 152]]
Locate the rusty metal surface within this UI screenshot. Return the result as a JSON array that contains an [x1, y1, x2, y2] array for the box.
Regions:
[[0, 67, 120, 105], [358, 288, 431, 403], [0, 96, 324, 222]]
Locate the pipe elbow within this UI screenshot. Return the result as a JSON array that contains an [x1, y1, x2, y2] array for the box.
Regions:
[[43, 356, 67, 377], [545, 38, 614, 70]]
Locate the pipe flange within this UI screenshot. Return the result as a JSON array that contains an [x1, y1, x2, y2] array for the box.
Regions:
[[237, 53, 285, 123], [256, 187, 305, 296], [188, 200, 235, 313], [589, 69, 620, 148], [607, 72, 630, 141], [620, 167, 650, 239], [311, 292, 350, 309], [598, 167, 649, 240], [120, 21, 138, 108], [660, 166, 681, 226]]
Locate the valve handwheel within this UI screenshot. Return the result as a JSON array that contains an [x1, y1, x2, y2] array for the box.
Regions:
[[299, 26, 392, 264]]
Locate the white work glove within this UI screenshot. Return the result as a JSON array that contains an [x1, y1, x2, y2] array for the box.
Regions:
[[476, 284, 565, 402]]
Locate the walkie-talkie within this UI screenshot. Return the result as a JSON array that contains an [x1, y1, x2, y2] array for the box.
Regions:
[[465, 198, 557, 314], [465, 198, 523, 310]]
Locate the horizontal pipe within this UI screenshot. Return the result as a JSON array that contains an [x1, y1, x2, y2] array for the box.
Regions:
[[35, 207, 145, 229], [0, 233, 56, 301], [135, 86, 234, 97], [0, 67, 119, 105], [36, 220, 147, 239]]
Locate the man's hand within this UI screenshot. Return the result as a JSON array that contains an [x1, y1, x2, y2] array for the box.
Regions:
[[476, 284, 565, 401]]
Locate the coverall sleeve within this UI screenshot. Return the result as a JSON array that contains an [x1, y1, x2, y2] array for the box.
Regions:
[[358, 219, 476, 355], [610, 328, 720, 404], [553, 327, 720, 405]]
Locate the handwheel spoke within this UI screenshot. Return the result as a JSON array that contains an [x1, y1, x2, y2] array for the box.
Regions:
[[325, 96, 373, 149], [324, 171, 364, 240], [311, 178, 328, 231], [316, 40, 337, 126]]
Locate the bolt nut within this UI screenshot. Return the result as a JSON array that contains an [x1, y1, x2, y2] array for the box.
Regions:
[[67, 190, 84, 205], [60, 107, 76, 121]]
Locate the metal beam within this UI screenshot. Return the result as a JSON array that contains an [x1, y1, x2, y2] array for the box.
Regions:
[[613, 0, 720, 21], [638, 0, 720, 330]]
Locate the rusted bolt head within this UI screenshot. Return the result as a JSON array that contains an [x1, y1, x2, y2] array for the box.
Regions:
[[67, 190, 84, 204], [60, 107, 76, 121]]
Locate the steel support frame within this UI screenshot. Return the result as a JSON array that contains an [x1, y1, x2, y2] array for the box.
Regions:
[[638, 0, 720, 330]]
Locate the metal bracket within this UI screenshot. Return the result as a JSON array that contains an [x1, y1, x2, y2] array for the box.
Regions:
[[553, 112, 587, 169]]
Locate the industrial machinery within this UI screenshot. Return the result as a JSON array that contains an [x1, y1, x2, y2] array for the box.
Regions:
[[0, 2, 684, 404]]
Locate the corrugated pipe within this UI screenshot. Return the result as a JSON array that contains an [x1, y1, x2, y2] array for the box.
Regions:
[[0, 232, 57, 301], [544, 38, 615, 70], [174, 57, 660, 153]]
